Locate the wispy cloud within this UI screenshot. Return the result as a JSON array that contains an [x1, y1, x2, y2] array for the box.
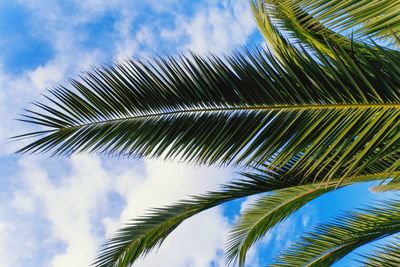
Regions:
[[161, 0, 255, 54]]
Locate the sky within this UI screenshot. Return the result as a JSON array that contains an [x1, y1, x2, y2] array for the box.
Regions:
[[0, 1, 396, 266]]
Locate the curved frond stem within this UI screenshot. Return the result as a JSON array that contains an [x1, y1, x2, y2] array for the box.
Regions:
[[23, 103, 400, 130], [94, 169, 294, 266]]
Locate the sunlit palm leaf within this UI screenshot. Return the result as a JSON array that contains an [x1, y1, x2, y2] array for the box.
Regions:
[[225, 182, 341, 266], [272, 199, 400, 266], [253, 0, 373, 58], [224, 169, 398, 266], [292, 0, 400, 43], [359, 236, 400, 267]]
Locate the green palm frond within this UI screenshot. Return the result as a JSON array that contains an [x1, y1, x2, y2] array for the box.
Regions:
[[254, 0, 400, 64], [253, 0, 370, 57], [15, 41, 400, 183], [94, 167, 296, 266], [370, 167, 400, 192], [95, 162, 394, 267], [359, 236, 400, 267], [272, 199, 400, 266], [251, 0, 293, 58], [225, 182, 342, 266], [292, 0, 400, 43], [224, 168, 396, 266]]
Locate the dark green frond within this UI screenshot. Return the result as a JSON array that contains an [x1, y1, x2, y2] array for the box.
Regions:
[[16, 43, 400, 182], [272, 198, 400, 266], [359, 236, 400, 267]]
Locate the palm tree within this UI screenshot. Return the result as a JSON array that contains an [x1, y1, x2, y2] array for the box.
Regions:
[[15, 0, 400, 266]]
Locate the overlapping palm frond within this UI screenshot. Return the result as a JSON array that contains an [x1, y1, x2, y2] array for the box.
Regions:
[[253, 0, 370, 57], [254, 0, 400, 71], [95, 160, 394, 267], [291, 0, 400, 43], [271, 199, 400, 266], [224, 168, 398, 267], [359, 236, 400, 267]]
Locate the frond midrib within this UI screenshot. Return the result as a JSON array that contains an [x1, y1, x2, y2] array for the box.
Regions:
[[61, 103, 400, 129]]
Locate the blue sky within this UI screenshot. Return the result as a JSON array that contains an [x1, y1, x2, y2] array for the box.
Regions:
[[0, 1, 396, 266]]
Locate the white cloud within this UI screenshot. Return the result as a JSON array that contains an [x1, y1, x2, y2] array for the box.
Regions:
[[133, 209, 229, 267], [1, 155, 233, 267], [0, 222, 13, 267], [106, 160, 231, 227], [0, 44, 103, 154], [162, 0, 256, 54], [104, 159, 233, 266], [0, 0, 106, 154], [13, 155, 111, 267], [113, 16, 156, 60]]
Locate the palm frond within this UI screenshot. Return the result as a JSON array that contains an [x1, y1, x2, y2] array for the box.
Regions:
[[224, 168, 395, 266], [253, 0, 373, 58], [225, 182, 342, 266], [94, 167, 297, 266], [359, 236, 400, 267], [251, 0, 293, 59], [15, 41, 400, 182], [13, 2, 400, 267], [271, 198, 400, 266], [95, 163, 394, 267], [291, 0, 400, 43]]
